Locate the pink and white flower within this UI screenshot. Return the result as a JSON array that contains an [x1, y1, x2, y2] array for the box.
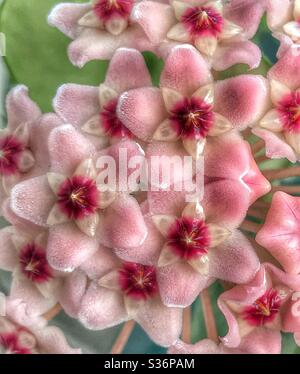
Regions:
[[58, 246, 183, 347], [48, 1, 156, 66], [0, 294, 80, 354], [218, 263, 300, 354]]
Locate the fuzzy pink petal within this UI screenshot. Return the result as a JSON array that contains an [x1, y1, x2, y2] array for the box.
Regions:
[[252, 128, 297, 163], [213, 41, 261, 71], [33, 325, 81, 354], [80, 245, 121, 279], [224, 0, 266, 39], [53, 84, 99, 128], [209, 230, 260, 284], [238, 328, 281, 354], [59, 270, 88, 318], [0, 227, 17, 271], [49, 124, 96, 175], [168, 339, 221, 354], [148, 189, 186, 216], [78, 283, 129, 329], [160, 45, 213, 96], [114, 213, 164, 265], [6, 85, 41, 132], [265, 263, 300, 290], [266, 0, 293, 30], [218, 267, 267, 347], [145, 141, 190, 189], [68, 26, 154, 68], [10, 176, 56, 227], [157, 262, 212, 307], [47, 222, 98, 272], [97, 194, 147, 249], [132, 1, 176, 44], [10, 276, 56, 315], [256, 192, 300, 275], [30, 113, 63, 173], [117, 87, 167, 142], [48, 2, 91, 39], [268, 45, 300, 90], [105, 48, 152, 93], [135, 298, 182, 347], [214, 75, 270, 130]]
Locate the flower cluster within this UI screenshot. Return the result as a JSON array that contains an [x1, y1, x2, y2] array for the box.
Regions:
[[1, 0, 300, 354]]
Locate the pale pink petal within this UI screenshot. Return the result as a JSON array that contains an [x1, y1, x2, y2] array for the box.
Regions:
[[0, 227, 18, 271], [78, 283, 129, 329], [160, 45, 213, 96], [214, 75, 270, 130], [168, 339, 221, 354], [10, 276, 56, 315], [80, 245, 121, 279], [213, 41, 261, 71], [48, 2, 91, 39], [157, 262, 212, 307], [53, 84, 99, 128], [2, 199, 41, 232], [135, 298, 182, 347], [224, 0, 266, 39], [238, 328, 281, 354], [11, 176, 56, 227], [256, 192, 300, 275], [209, 230, 260, 284], [132, 1, 176, 44], [105, 48, 152, 92], [266, 0, 293, 30], [117, 87, 167, 142], [268, 45, 300, 90], [59, 270, 88, 318], [33, 325, 81, 354], [252, 127, 297, 163], [68, 26, 154, 68], [6, 85, 41, 131], [97, 194, 147, 249], [47, 222, 99, 272], [49, 124, 96, 175], [114, 214, 164, 265]]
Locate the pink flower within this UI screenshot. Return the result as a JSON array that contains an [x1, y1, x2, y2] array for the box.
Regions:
[[0, 86, 60, 210], [132, 0, 263, 70], [218, 263, 300, 354], [256, 192, 300, 275], [253, 44, 300, 162], [58, 246, 183, 347], [0, 224, 63, 315], [9, 124, 147, 272], [168, 339, 244, 354], [0, 294, 80, 354], [48, 1, 156, 67], [116, 199, 260, 308], [53, 48, 152, 148]]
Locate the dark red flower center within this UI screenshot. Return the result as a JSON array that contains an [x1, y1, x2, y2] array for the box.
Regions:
[[119, 262, 158, 300], [57, 175, 99, 220], [100, 98, 132, 139], [0, 135, 25, 176], [166, 217, 211, 260], [19, 243, 53, 283], [277, 92, 300, 133], [181, 6, 223, 39], [93, 0, 134, 22], [169, 97, 214, 139], [0, 332, 32, 354], [242, 288, 281, 327]]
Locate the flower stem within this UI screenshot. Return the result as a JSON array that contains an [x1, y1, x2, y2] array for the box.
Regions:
[[240, 220, 262, 233], [255, 153, 269, 164], [247, 206, 267, 220], [251, 140, 265, 155], [111, 320, 135, 354], [182, 307, 192, 343], [263, 166, 300, 181], [271, 185, 300, 194], [200, 288, 219, 344], [43, 303, 61, 321]]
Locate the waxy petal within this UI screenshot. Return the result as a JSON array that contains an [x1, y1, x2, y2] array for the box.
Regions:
[[0, 227, 18, 271]]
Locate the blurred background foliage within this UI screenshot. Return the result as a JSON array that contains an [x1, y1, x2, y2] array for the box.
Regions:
[[0, 0, 299, 354]]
